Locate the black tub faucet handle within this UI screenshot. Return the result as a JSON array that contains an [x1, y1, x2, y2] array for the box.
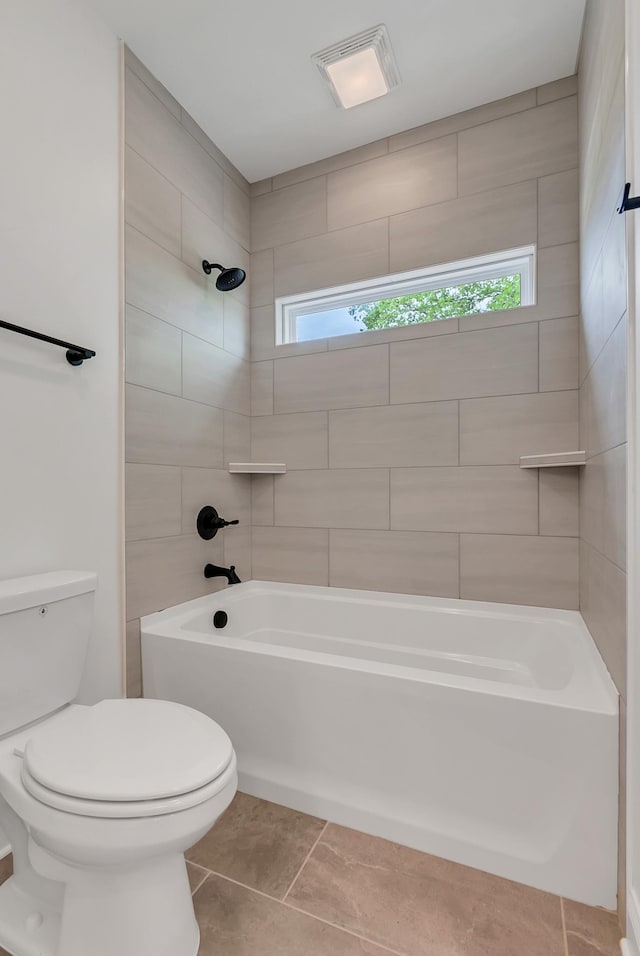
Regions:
[[197, 505, 239, 540]]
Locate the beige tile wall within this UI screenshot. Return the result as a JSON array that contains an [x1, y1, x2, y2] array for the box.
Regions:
[[249, 75, 580, 609], [578, 0, 627, 925], [124, 49, 251, 695]]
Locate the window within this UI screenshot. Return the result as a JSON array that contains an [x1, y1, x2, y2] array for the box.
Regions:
[[276, 245, 536, 345]]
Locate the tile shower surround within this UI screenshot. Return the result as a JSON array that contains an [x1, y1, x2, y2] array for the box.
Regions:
[[123, 48, 252, 697], [0, 792, 621, 956], [578, 0, 628, 927], [249, 75, 580, 612], [124, 66, 583, 631]]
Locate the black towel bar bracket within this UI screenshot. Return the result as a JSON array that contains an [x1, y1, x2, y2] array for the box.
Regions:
[[618, 182, 640, 214], [0, 319, 96, 366]]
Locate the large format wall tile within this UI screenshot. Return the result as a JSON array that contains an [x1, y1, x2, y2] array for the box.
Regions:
[[329, 402, 458, 469], [329, 530, 459, 597], [390, 323, 538, 404], [273, 138, 388, 190], [224, 174, 251, 251], [125, 69, 224, 222], [125, 463, 182, 541], [252, 527, 329, 585], [458, 97, 578, 196], [223, 410, 251, 466], [538, 169, 579, 249], [460, 534, 579, 609], [250, 249, 274, 307], [391, 466, 538, 534], [126, 384, 224, 468], [125, 305, 182, 396], [327, 136, 457, 231], [539, 316, 579, 391], [126, 533, 224, 620], [389, 180, 537, 272], [125, 225, 224, 347], [580, 443, 626, 571], [537, 74, 578, 105], [125, 47, 181, 119], [580, 540, 626, 694], [125, 146, 181, 257], [252, 476, 274, 526], [459, 391, 579, 465], [252, 412, 328, 470], [180, 197, 250, 306], [581, 315, 627, 458], [181, 467, 251, 536], [389, 89, 537, 153], [274, 346, 389, 413], [274, 219, 389, 297], [539, 470, 580, 537], [251, 361, 273, 416], [252, 176, 327, 251], [182, 334, 250, 416], [223, 295, 251, 361], [275, 470, 390, 529]]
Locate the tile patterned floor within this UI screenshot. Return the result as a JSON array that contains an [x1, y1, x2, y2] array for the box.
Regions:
[[0, 792, 622, 955]]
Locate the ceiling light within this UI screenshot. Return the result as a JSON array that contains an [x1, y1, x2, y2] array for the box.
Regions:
[[312, 24, 400, 110]]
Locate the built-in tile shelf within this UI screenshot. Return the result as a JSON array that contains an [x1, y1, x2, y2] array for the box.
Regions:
[[228, 462, 287, 474], [519, 451, 586, 469]]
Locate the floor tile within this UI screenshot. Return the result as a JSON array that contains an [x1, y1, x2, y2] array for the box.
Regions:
[[288, 824, 565, 956], [186, 792, 326, 898], [564, 899, 621, 955], [194, 872, 390, 956], [187, 861, 209, 895]]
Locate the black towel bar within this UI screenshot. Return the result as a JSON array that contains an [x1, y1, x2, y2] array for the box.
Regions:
[[0, 319, 96, 366]]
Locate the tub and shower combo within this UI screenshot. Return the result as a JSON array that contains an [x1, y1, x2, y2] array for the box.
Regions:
[[142, 581, 618, 908]]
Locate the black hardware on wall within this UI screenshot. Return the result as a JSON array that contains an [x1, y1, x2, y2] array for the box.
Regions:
[[197, 505, 240, 540], [618, 183, 640, 214], [0, 319, 96, 366], [201, 260, 247, 292]]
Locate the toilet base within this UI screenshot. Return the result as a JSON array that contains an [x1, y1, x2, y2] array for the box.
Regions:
[[0, 876, 60, 956], [30, 844, 200, 956]]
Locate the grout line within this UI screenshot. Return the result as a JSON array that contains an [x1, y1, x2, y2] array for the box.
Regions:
[[283, 821, 328, 901], [201, 866, 407, 956], [256, 388, 578, 417], [560, 898, 570, 956], [265, 92, 572, 198], [283, 898, 408, 956], [189, 864, 212, 897]]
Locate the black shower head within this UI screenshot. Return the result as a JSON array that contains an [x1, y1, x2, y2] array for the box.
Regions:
[[202, 260, 247, 291]]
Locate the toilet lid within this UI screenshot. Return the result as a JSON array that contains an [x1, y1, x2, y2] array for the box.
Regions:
[[23, 699, 234, 802]]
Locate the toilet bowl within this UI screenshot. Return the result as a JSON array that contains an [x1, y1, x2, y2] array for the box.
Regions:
[[0, 572, 238, 956]]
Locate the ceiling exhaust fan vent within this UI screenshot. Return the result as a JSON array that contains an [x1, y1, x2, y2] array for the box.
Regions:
[[312, 24, 400, 109]]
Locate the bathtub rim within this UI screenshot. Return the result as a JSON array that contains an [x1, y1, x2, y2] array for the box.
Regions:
[[141, 580, 618, 717]]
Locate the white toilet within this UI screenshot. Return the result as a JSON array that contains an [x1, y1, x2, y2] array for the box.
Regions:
[[0, 571, 238, 956]]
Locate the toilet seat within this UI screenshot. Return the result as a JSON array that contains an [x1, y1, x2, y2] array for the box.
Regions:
[[20, 698, 234, 818]]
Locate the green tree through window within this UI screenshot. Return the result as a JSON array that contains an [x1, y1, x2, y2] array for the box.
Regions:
[[349, 274, 521, 330]]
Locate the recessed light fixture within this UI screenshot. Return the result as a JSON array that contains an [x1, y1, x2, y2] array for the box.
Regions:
[[312, 24, 400, 110]]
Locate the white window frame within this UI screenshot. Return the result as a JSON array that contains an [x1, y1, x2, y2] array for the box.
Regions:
[[275, 245, 537, 345]]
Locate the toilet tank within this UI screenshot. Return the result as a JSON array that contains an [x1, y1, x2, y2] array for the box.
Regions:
[[0, 571, 97, 736]]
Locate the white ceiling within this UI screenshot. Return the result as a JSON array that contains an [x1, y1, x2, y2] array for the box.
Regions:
[[87, 0, 586, 182]]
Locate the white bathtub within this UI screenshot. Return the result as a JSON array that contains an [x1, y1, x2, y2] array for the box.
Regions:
[[141, 581, 618, 907]]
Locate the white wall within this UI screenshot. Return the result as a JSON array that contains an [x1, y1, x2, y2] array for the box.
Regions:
[[0, 0, 123, 701]]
